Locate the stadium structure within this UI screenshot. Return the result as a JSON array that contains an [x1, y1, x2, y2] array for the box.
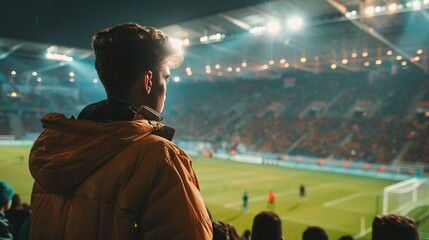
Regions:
[[1, 0, 429, 239]]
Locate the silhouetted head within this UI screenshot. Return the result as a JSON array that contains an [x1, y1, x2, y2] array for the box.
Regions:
[[302, 226, 328, 240], [372, 214, 419, 240], [11, 194, 22, 209], [0, 180, 14, 210], [92, 22, 183, 112], [251, 211, 283, 240]]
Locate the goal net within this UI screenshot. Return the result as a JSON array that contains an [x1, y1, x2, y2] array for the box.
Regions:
[[383, 178, 429, 216]]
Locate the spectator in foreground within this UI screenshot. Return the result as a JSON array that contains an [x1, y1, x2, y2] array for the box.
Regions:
[[338, 235, 353, 240], [0, 180, 14, 239], [212, 221, 240, 240], [372, 214, 419, 240], [5, 194, 30, 239], [28, 22, 212, 239], [251, 211, 283, 240], [240, 229, 251, 240], [302, 226, 328, 240]]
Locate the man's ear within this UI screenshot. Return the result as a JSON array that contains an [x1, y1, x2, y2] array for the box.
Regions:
[[143, 70, 153, 95]]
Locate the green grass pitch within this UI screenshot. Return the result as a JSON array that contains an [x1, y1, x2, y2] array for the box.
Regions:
[[1, 146, 428, 239]]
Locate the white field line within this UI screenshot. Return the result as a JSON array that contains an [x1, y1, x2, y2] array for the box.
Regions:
[[323, 192, 365, 207], [326, 205, 373, 215], [353, 227, 372, 239], [224, 183, 337, 208], [202, 174, 288, 190]]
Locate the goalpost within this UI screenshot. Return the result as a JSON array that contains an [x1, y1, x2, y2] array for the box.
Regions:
[[382, 178, 429, 216]]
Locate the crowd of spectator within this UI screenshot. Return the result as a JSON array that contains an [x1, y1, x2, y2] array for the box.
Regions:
[[1, 70, 429, 164], [0, 182, 420, 240], [162, 71, 429, 164], [0, 112, 11, 135], [209, 209, 419, 240]]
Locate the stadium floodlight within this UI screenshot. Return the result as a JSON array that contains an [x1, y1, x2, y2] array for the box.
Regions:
[[183, 39, 190, 46], [365, 6, 375, 15], [388, 3, 398, 11], [200, 36, 208, 43], [287, 16, 303, 30], [208, 33, 225, 41], [345, 10, 358, 19], [46, 52, 73, 62], [412, 56, 421, 61], [249, 26, 266, 35], [266, 20, 281, 33], [375, 6, 382, 12], [412, 0, 421, 9]]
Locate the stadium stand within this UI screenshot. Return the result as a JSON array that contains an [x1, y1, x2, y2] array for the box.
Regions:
[[2, 70, 428, 164]]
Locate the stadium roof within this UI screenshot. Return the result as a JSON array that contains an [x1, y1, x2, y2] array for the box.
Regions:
[[1, 0, 429, 81]]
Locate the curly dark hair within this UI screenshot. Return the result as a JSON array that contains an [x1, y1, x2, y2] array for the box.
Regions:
[[372, 214, 419, 240], [92, 22, 183, 97]]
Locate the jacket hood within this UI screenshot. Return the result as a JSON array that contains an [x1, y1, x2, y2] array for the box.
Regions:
[[29, 112, 163, 193]]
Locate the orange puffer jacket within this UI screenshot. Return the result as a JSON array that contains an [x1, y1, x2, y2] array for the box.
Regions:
[[29, 113, 212, 240]]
